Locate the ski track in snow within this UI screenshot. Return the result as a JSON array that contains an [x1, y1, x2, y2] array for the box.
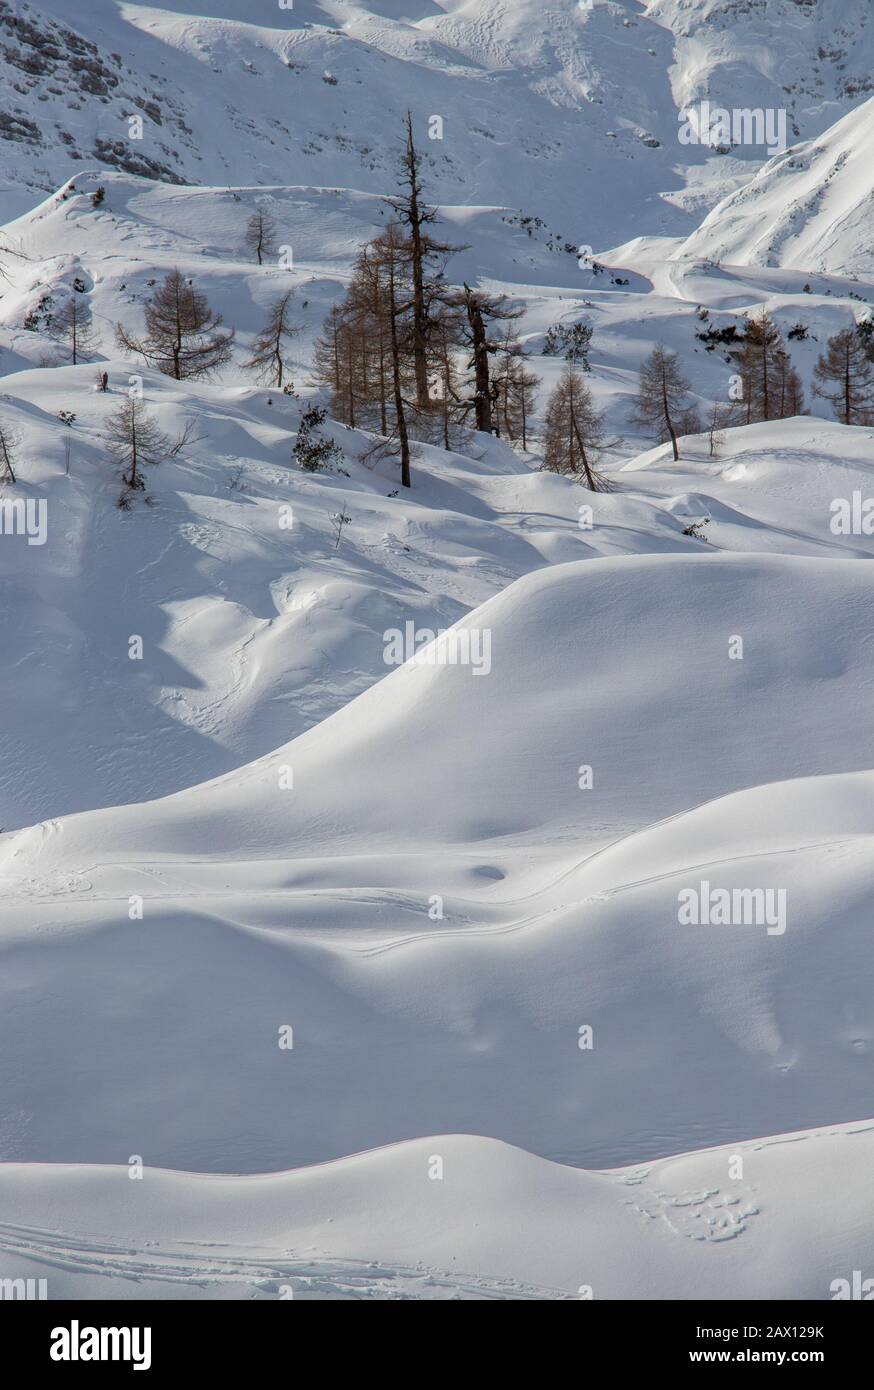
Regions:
[[0, 1223, 572, 1301]]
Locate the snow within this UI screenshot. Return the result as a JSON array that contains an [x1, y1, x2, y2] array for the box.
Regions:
[[2, 1124, 873, 1299], [1, 0, 874, 1302], [5, 541, 874, 1184], [5, 0, 872, 238], [677, 95, 874, 276]]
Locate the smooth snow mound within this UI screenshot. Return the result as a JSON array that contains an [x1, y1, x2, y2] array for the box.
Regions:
[[1, 1125, 872, 1299], [3, 552, 874, 1174]]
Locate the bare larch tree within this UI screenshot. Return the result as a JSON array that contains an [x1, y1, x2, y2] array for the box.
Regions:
[[116, 269, 234, 380], [0, 421, 20, 483], [385, 112, 461, 412], [813, 325, 874, 425], [244, 291, 300, 389], [245, 209, 278, 267], [104, 395, 195, 499], [51, 294, 98, 365], [543, 364, 609, 490], [630, 343, 698, 460]]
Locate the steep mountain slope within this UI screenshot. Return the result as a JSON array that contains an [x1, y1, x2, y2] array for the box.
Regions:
[[0, 0, 694, 240], [675, 94, 874, 276], [650, 0, 874, 142], [3, 0, 873, 241]]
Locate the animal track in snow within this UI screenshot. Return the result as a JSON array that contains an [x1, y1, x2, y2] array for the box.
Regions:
[[627, 1185, 759, 1243]]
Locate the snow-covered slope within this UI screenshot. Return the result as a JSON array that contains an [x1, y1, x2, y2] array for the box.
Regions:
[[3, 167, 873, 465], [2, 291, 873, 834], [5, 537, 874, 1176], [4, 2, 874, 1305], [676, 95, 874, 276], [0, 0, 694, 241], [2, 1124, 873, 1299], [0, 360, 603, 826], [3, 0, 873, 242], [2, 168, 871, 834], [650, 0, 874, 143]]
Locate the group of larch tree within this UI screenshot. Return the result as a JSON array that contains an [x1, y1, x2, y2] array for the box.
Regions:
[[310, 115, 544, 487], [4, 119, 874, 499]]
